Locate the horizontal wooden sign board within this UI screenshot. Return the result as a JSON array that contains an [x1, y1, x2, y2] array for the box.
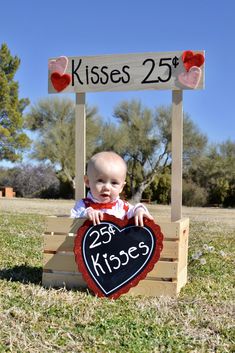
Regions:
[[48, 50, 205, 93]]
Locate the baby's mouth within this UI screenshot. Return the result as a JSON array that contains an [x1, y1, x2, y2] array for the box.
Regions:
[[100, 193, 110, 198]]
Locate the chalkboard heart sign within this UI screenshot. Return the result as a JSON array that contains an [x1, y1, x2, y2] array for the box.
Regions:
[[74, 214, 163, 299]]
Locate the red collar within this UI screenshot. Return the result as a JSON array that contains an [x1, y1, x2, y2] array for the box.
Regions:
[[83, 198, 118, 210]]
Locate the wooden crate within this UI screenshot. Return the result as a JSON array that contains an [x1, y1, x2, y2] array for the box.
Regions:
[[42, 216, 189, 297]]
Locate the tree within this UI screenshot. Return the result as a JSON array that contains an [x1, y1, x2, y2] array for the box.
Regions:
[[221, 140, 235, 206], [187, 140, 235, 206], [25, 97, 102, 188], [97, 100, 159, 202], [0, 43, 31, 161], [98, 100, 208, 203], [5, 164, 60, 198]]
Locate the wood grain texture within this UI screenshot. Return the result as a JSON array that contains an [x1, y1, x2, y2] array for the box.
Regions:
[[171, 90, 183, 221], [42, 216, 189, 296], [48, 51, 205, 93], [75, 93, 86, 200]]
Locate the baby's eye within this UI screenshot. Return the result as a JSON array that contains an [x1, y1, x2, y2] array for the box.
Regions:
[[97, 179, 104, 183], [112, 181, 119, 185]]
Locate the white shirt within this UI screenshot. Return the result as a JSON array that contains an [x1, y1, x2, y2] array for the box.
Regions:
[[70, 192, 148, 220]]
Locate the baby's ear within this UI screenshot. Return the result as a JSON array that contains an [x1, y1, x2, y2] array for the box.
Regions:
[[84, 175, 90, 187], [120, 181, 126, 192]]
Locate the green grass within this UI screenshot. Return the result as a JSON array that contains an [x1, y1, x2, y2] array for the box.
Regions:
[[0, 212, 234, 353]]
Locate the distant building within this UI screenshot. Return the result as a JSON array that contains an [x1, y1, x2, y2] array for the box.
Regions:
[[0, 186, 16, 198]]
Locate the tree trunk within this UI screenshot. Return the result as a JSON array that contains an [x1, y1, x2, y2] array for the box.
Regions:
[[61, 166, 75, 190], [130, 168, 162, 203], [129, 149, 170, 204], [130, 183, 148, 204]]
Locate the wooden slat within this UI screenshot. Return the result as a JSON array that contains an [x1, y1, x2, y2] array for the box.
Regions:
[[149, 214, 181, 239], [127, 279, 178, 297], [176, 266, 187, 292], [177, 218, 189, 272], [43, 252, 178, 278], [45, 216, 188, 239], [44, 235, 74, 252], [178, 232, 189, 272], [43, 235, 179, 259], [161, 241, 179, 259], [42, 272, 86, 289], [148, 261, 178, 278], [42, 217, 189, 296], [159, 223, 180, 239], [48, 51, 205, 94], [45, 217, 84, 234], [42, 272, 178, 297], [179, 218, 190, 236], [43, 253, 77, 272]]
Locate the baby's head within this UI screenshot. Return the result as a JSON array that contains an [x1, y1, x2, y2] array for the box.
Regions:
[[84, 151, 127, 203]]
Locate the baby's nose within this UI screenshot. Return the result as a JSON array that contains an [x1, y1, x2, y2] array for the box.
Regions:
[[102, 183, 110, 190]]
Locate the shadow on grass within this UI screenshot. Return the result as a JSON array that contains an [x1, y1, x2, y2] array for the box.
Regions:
[[0, 265, 42, 285], [0, 266, 89, 294]]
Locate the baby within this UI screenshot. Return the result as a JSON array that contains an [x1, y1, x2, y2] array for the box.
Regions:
[[71, 151, 153, 226]]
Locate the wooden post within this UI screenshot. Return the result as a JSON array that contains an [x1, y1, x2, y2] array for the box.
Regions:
[[171, 90, 183, 221], [75, 93, 86, 200]]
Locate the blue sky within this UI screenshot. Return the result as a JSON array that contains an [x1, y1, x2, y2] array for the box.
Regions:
[[1, 0, 234, 166]]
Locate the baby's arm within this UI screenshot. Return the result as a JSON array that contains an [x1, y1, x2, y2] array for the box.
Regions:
[[127, 203, 154, 227], [86, 208, 103, 225], [134, 205, 154, 227], [70, 199, 87, 218], [70, 200, 103, 225]]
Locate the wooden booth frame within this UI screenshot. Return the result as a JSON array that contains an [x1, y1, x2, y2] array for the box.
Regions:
[[43, 51, 205, 296]]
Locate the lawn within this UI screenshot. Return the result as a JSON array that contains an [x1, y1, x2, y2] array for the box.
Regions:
[[0, 203, 234, 353]]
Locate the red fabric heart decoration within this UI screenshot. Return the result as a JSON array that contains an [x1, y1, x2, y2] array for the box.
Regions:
[[182, 50, 204, 72], [51, 72, 71, 92], [74, 214, 163, 299]]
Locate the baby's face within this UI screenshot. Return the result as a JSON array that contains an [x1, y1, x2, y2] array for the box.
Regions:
[[85, 159, 126, 203]]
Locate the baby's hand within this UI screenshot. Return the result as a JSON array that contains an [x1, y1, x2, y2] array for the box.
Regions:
[[134, 207, 154, 227], [86, 208, 104, 225]]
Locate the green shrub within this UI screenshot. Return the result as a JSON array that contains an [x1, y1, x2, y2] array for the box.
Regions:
[[183, 180, 208, 206]]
